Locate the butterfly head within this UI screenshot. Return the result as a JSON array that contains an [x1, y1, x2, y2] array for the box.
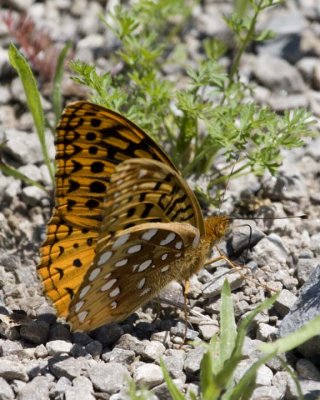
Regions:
[[204, 215, 229, 245]]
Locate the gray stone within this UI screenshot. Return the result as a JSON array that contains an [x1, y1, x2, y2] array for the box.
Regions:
[[279, 265, 320, 357], [256, 323, 278, 341], [48, 323, 72, 342], [49, 357, 88, 380], [251, 385, 282, 400], [256, 364, 274, 386], [18, 165, 42, 183], [170, 321, 199, 341], [46, 340, 73, 356], [231, 224, 265, 254], [287, 377, 320, 400], [0, 339, 23, 356], [17, 376, 50, 400], [21, 186, 46, 207], [141, 340, 165, 362], [134, 363, 163, 389], [85, 340, 102, 359], [115, 333, 145, 355], [102, 347, 135, 364], [50, 377, 72, 400], [0, 360, 28, 382], [198, 322, 219, 341], [150, 331, 171, 346], [297, 258, 318, 283], [275, 289, 298, 317], [72, 332, 92, 346], [65, 376, 95, 400], [252, 235, 288, 269], [272, 371, 288, 398], [162, 350, 186, 381], [88, 362, 129, 394], [252, 55, 305, 93], [92, 324, 123, 347], [267, 93, 309, 112], [34, 344, 48, 358], [19, 321, 49, 344], [202, 267, 244, 299], [184, 346, 206, 375], [296, 359, 320, 381], [3, 129, 50, 165], [152, 379, 184, 400], [0, 377, 14, 400]]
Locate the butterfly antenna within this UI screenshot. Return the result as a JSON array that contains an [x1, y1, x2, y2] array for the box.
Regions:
[[218, 154, 240, 215]]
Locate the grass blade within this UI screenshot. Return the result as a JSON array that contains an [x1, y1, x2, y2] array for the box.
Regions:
[[160, 359, 185, 400], [8, 43, 54, 186], [0, 162, 48, 193], [260, 315, 320, 354]]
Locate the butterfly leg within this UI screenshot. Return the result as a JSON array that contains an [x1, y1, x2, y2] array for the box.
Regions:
[[180, 280, 190, 345]]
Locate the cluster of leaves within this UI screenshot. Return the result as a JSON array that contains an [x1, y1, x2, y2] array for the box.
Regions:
[[130, 281, 320, 400], [71, 0, 315, 206]]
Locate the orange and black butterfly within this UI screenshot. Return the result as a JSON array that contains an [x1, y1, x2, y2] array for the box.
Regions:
[[38, 101, 228, 331]]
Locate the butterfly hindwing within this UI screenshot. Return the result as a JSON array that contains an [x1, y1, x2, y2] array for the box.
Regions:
[[68, 222, 201, 331]]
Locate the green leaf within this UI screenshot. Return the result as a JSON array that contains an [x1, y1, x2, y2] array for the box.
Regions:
[[8, 43, 54, 186], [160, 359, 186, 400], [220, 280, 237, 365], [0, 162, 47, 193], [260, 316, 320, 354]]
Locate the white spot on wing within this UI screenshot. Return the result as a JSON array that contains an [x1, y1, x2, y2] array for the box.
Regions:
[[127, 244, 142, 254], [137, 259, 152, 272], [137, 278, 146, 289], [79, 285, 90, 299], [161, 265, 169, 272], [192, 233, 200, 248], [140, 287, 151, 296], [97, 251, 112, 266], [110, 301, 117, 309], [161, 253, 168, 261], [75, 301, 84, 312], [88, 268, 101, 281], [115, 258, 128, 267], [104, 272, 111, 280], [175, 252, 182, 258], [77, 311, 88, 323], [175, 241, 183, 249], [101, 278, 117, 292], [138, 169, 148, 178], [112, 233, 130, 250], [160, 232, 176, 246], [142, 229, 158, 241], [109, 287, 121, 298]]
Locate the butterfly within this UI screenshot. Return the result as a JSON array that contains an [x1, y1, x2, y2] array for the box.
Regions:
[[38, 101, 229, 331]]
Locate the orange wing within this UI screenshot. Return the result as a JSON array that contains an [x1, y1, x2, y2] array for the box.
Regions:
[[38, 102, 178, 318]]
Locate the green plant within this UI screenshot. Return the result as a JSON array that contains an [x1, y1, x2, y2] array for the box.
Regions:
[[1, 42, 70, 191], [128, 281, 320, 399], [71, 0, 315, 207]]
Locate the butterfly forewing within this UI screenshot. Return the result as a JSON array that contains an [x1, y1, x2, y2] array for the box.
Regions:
[[38, 211, 97, 317], [39, 102, 177, 318], [55, 101, 176, 228]]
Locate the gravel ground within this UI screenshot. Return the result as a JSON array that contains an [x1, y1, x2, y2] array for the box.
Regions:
[[0, 0, 320, 399]]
